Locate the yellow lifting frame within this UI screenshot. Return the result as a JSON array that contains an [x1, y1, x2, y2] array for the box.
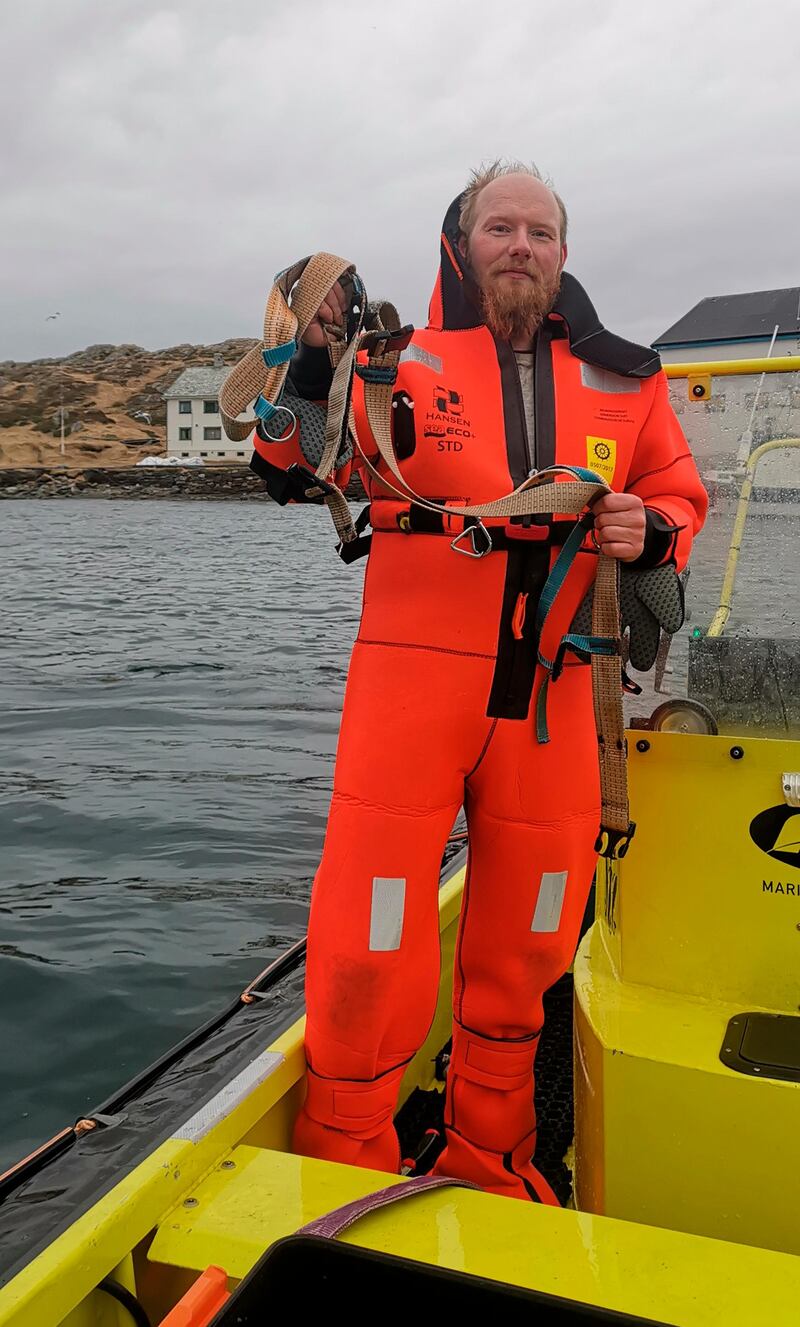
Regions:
[[663, 355, 800, 377]]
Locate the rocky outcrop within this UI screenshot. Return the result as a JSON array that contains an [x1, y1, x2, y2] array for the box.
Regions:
[[0, 338, 256, 467]]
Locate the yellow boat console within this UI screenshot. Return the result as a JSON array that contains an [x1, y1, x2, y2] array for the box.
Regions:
[[575, 731, 800, 1255]]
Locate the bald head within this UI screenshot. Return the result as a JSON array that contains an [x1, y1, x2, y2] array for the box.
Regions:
[[459, 161, 568, 247]]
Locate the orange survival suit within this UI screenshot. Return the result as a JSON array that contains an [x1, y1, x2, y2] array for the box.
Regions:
[[251, 197, 708, 1203]]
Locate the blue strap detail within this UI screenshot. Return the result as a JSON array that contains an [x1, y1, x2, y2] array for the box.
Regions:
[[536, 632, 618, 744], [535, 517, 592, 633], [261, 339, 296, 368], [537, 633, 616, 677], [547, 464, 604, 484], [559, 632, 617, 657], [253, 394, 279, 422]]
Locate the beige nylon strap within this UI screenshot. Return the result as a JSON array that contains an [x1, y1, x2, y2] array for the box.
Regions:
[[356, 342, 609, 522], [590, 553, 630, 841], [225, 252, 631, 840], [220, 253, 364, 542], [220, 253, 355, 441]]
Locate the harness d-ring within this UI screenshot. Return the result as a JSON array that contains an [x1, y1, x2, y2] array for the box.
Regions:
[[260, 403, 297, 441], [450, 521, 492, 558]]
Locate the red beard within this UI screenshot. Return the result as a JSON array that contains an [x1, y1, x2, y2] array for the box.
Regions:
[[479, 266, 561, 343]]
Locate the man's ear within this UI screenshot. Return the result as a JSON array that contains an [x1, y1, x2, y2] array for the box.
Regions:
[[560, 242, 568, 269], [457, 233, 468, 261]]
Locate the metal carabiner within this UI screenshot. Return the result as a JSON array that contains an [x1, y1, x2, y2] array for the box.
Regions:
[[450, 521, 492, 559]]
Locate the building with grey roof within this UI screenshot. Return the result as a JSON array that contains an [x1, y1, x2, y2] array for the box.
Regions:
[[163, 365, 253, 461], [654, 288, 800, 363], [654, 289, 800, 491]]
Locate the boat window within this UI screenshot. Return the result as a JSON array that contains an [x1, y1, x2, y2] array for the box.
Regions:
[[631, 364, 799, 741]]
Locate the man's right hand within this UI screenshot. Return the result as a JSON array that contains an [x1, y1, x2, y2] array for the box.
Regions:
[[301, 280, 348, 348]]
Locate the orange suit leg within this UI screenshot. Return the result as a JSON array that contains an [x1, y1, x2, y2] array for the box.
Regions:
[[433, 662, 600, 1202], [293, 640, 495, 1172]]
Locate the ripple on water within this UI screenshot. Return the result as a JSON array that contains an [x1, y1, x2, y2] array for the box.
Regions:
[[0, 499, 362, 1167]]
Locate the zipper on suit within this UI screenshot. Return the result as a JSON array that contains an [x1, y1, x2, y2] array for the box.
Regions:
[[510, 332, 537, 477]]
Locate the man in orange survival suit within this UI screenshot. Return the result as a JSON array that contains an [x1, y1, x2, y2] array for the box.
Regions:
[[255, 162, 707, 1203]]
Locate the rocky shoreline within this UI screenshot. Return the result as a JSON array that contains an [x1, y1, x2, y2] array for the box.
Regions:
[[0, 465, 367, 502], [3, 465, 796, 508]]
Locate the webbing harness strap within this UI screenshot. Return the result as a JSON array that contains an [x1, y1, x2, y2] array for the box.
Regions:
[[298, 1175, 480, 1240], [354, 331, 634, 857], [220, 253, 367, 544], [227, 252, 633, 856]]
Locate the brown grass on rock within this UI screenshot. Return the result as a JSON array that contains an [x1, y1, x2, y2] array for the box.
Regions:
[[0, 338, 255, 468]]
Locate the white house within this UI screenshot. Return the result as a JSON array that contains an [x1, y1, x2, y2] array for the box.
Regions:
[[163, 366, 254, 461]]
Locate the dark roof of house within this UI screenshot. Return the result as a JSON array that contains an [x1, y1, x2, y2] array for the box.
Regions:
[[654, 288, 800, 347], [163, 366, 229, 399]]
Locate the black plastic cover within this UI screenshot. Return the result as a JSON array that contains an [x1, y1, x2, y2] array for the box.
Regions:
[[719, 1012, 800, 1082], [210, 1236, 671, 1324]]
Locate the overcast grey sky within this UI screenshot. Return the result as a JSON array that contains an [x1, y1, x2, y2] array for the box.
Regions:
[[2, 0, 799, 362]]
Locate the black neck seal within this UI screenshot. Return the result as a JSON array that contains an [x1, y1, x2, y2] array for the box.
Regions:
[[430, 193, 660, 380]]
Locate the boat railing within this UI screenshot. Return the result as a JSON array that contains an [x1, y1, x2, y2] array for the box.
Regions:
[[703, 436, 800, 637], [663, 354, 799, 638]]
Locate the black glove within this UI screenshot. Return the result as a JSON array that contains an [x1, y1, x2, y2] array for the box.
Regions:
[[571, 563, 685, 672]]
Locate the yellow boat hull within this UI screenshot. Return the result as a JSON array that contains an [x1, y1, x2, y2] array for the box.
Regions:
[[2, 737, 799, 1325]]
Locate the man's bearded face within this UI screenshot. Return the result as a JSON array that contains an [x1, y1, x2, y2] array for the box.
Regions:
[[458, 174, 566, 345], [476, 258, 562, 343]]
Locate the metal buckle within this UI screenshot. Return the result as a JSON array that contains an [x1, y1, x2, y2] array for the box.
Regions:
[[259, 403, 297, 441], [450, 522, 492, 559]]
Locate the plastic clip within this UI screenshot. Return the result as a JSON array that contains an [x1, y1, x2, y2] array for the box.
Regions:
[[286, 463, 335, 500], [595, 822, 637, 860], [360, 324, 415, 357], [355, 363, 398, 385]]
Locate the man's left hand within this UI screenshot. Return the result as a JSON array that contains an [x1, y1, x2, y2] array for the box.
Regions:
[[592, 492, 646, 562]]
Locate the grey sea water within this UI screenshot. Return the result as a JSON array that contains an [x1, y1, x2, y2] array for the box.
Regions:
[[0, 500, 363, 1171], [0, 495, 796, 1171]]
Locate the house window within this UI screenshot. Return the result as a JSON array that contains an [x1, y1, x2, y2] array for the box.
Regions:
[[217, 451, 226, 457], [179, 427, 191, 441], [204, 427, 221, 441], [178, 400, 191, 414], [237, 451, 245, 457], [203, 399, 219, 414], [200, 451, 208, 457], [181, 452, 189, 458]]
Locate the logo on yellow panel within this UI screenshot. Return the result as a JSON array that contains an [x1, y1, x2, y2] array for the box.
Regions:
[[750, 806, 800, 871], [586, 436, 616, 483]]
